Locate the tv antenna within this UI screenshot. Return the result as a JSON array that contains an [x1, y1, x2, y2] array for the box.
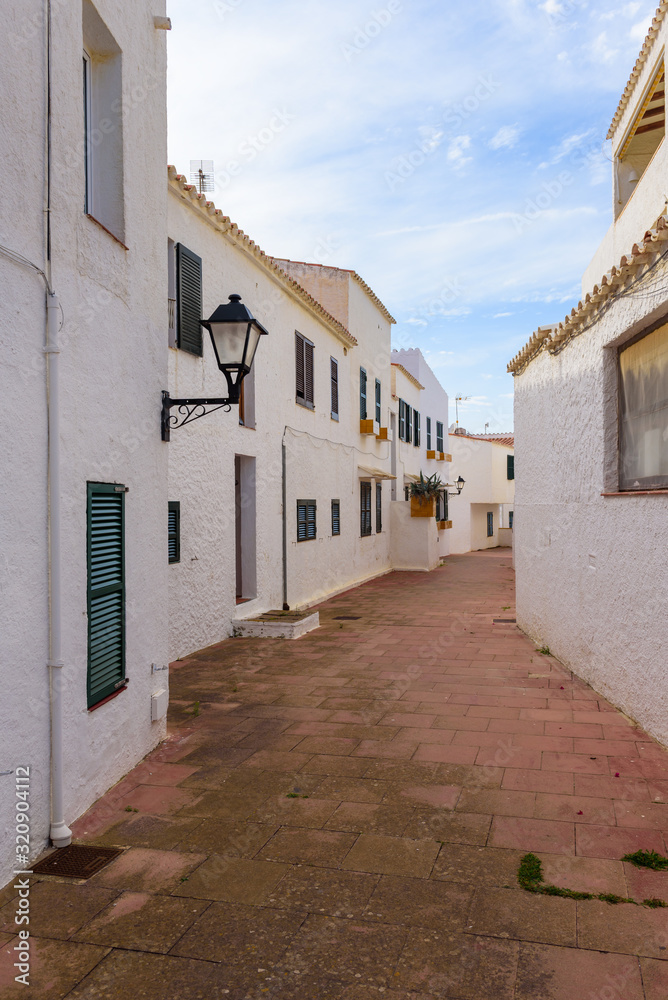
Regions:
[[190, 160, 215, 195], [454, 395, 471, 428]]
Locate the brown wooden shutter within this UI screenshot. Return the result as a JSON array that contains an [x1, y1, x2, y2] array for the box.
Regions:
[[295, 333, 305, 400], [330, 357, 339, 417], [304, 340, 314, 406]]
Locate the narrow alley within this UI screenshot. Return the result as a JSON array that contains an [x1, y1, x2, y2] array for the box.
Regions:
[[2, 551, 667, 999]]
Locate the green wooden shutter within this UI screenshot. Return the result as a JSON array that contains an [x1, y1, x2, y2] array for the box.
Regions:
[[297, 500, 317, 541], [330, 358, 339, 417], [331, 499, 341, 535], [176, 243, 203, 356], [375, 379, 381, 424], [406, 405, 412, 442], [399, 400, 406, 440], [507, 454, 515, 480], [426, 417, 431, 450], [360, 368, 367, 419], [87, 483, 125, 708], [414, 411, 420, 447], [360, 482, 372, 536], [168, 501, 180, 563], [436, 421, 444, 452], [375, 482, 382, 533]]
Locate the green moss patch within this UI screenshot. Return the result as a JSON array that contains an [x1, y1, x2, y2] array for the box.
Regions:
[[622, 849, 668, 871], [517, 853, 665, 908]]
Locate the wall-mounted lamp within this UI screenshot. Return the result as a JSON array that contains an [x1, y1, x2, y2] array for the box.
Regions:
[[446, 476, 466, 497], [161, 294, 268, 441], [627, 168, 640, 186]]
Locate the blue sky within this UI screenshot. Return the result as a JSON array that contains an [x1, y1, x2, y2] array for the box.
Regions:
[[166, 0, 658, 431]]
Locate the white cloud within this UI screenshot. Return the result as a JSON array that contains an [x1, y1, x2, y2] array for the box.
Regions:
[[590, 31, 618, 63], [489, 125, 521, 150], [447, 135, 473, 170], [493, 312, 513, 318]]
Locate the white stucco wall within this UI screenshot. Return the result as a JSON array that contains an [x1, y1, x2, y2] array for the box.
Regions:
[[447, 434, 514, 554], [0, 0, 168, 883], [513, 264, 668, 747], [167, 196, 397, 658]]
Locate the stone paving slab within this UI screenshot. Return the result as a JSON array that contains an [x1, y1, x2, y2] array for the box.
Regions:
[[5, 551, 668, 997]]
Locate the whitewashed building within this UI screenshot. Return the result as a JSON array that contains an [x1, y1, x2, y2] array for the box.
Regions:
[[509, 3, 668, 746], [0, 0, 170, 882], [447, 431, 515, 553]]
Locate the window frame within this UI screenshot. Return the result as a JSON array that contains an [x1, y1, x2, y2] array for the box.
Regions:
[[330, 357, 339, 420], [331, 499, 341, 536], [297, 499, 317, 541], [426, 416, 432, 451], [295, 332, 315, 410], [414, 410, 420, 447], [507, 454, 515, 481], [617, 320, 668, 491], [168, 501, 180, 564], [398, 399, 406, 440], [360, 481, 372, 537], [360, 367, 368, 420], [487, 511, 494, 538], [436, 421, 444, 453]]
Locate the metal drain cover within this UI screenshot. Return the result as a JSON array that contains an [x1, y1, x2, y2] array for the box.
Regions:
[[334, 616, 361, 621], [493, 618, 516, 624], [32, 844, 123, 879]]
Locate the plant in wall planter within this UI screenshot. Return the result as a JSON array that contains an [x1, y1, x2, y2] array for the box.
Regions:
[[409, 472, 443, 518]]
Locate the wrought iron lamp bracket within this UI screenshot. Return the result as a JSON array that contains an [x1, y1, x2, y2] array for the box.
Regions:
[[161, 389, 237, 441]]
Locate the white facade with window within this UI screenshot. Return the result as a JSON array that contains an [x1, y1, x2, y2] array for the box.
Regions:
[[447, 432, 515, 554], [0, 0, 169, 884], [510, 6, 668, 747]]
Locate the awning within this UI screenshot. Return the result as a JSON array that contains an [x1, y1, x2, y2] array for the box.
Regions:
[[403, 473, 420, 484], [358, 465, 396, 481]]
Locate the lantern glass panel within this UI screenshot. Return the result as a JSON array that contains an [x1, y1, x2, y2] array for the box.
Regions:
[[209, 321, 249, 368]]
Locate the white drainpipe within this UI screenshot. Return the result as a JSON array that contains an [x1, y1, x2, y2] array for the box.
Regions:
[[46, 291, 72, 848]]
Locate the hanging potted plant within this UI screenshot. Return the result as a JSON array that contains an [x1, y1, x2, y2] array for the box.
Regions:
[[409, 472, 443, 518]]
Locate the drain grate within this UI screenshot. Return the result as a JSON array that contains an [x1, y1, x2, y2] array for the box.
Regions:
[[334, 616, 361, 621], [32, 844, 123, 879], [493, 618, 517, 624]]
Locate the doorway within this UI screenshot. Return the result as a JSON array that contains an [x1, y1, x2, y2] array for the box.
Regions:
[[235, 455, 257, 603]]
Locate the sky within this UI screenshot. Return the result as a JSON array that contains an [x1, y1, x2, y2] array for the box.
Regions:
[[165, 0, 658, 432]]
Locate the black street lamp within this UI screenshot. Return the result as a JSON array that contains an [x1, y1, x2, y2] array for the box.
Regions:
[[446, 476, 466, 498], [161, 294, 268, 441]]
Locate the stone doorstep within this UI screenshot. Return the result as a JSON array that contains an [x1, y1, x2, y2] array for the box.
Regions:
[[232, 611, 320, 640]]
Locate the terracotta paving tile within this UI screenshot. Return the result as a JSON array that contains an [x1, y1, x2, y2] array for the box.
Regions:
[[405, 809, 492, 846], [466, 886, 576, 946], [380, 712, 437, 728], [171, 855, 289, 904], [573, 774, 650, 801], [240, 750, 314, 771], [295, 736, 360, 756], [614, 799, 668, 829], [490, 817, 575, 855], [534, 792, 616, 825], [641, 958, 668, 1000], [282, 914, 407, 987], [301, 755, 372, 777], [174, 817, 278, 856], [325, 802, 415, 837], [259, 828, 358, 867], [414, 744, 478, 765], [457, 788, 536, 818], [542, 752, 609, 775], [395, 930, 519, 998], [431, 844, 525, 887], [501, 768, 573, 794], [577, 899, 668, 957], [386, 783, 462, 809], [515, 942, 644, 1000], [467, 706, 521, 719], [65, 949, 247, 999], [623, 861, 668, 902], [249, 795, 341, 829], [171, 901, 305, 966], [312, 776, 390, 803], [0, 881, 118, 939], [513, 735, 574, 753], [363, 875, 473, 930], [475, 747, 542, 770], [129, 761, 201, 786], [267, 866, 379, 917], [342, 834, 440, 878], [539, 854, 627, 896], [0, 936, 109, 1000], [574, 738, 645, 757], [91, 847, 205, 894], [392, 726, 455, 744], [73, 891, 208, 953], [113, 784, 200, 816], [487, 719, 545, 735], [576, 824, 666, 860], [432, 715, 490, 732]]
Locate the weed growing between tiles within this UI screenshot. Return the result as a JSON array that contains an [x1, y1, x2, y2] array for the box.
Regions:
[[517, 853, 667, 908], [622, 849, 668, 871]]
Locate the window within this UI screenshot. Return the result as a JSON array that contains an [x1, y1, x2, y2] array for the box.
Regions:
[[406, 404, 412, 443], [426, 417, 432, 451], [87, 483, 125, 708], [436, 421, 444, 453], [507, 454, 515, 480], [168, 501, 180, 563], [436, 491, 449, 522], [376, 482, 382, 533], [82, 2, 124, 240], [615, 61, 665, 217], [330, 358, 339, 419], [414, 410, 420, 447], [297, 499, 317, 541], [487, 511, 494, 537], [619, 322, 668, 490], [331, 499, 341, 536], [295, 333, 315, 409], [360, 482, 372, 536], [375, 379, 381, 425], [404, 485, 410, 501], [399, 399, 406, 440], [509, 510, 514, 529], [360, 367, 367, 419], [238, 369, 256, 429], [176, 243, 203, 356]]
